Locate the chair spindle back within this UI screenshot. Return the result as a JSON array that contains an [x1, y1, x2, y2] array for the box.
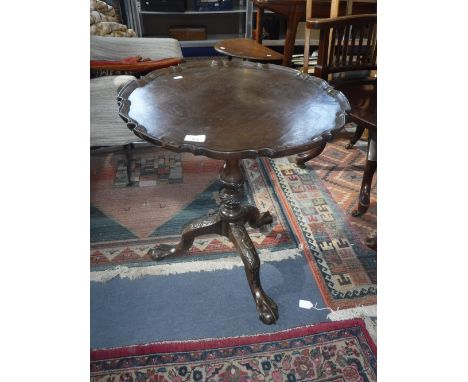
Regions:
[[309, 14, 377, 79]]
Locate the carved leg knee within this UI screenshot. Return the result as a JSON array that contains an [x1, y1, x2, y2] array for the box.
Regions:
[[148, 213, 222, 260]]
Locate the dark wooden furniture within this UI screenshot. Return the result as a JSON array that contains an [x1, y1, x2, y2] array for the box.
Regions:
[[118, 60, 349, 324], [214, 38, 283, 62], [253, 0, 306, 66], [215, 0, 376, 67], [297, 14, 377, 217]]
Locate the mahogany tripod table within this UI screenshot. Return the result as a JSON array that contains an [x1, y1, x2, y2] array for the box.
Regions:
[[118, 60, 349, 324]]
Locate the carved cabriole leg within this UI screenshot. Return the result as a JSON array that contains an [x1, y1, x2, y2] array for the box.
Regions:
[[148, 213, 223, 260], [219, 159, 278, 324], [228, 223, 278, 324], [148, 158, 278, 324], [352, 128, 377, 217], [346, 124, 366, 149], [295, 140, 327, 167]]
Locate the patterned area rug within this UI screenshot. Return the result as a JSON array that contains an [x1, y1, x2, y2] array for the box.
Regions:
[[306, 136, 377, 242], [91, 148, 298, 274], [91, 143, 376, 309], [90, 319, 376, 382], [261, 157, 375, 309]]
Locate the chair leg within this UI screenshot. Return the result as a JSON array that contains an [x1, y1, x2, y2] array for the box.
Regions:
[[352, 129, 376, 217], [124, 143, 134, 187], [352, 158, 376, 217], [346, 124, 366, 149], [255, 7, 264, 43]]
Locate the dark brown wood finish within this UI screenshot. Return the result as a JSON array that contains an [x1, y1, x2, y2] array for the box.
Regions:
[[118, 59, 349, 324], [118, 60, 349, 160], [308, 14, 377, 78], [253, 0, 377, 66], [214, 1, 376, 66], [214, 38, 283, 61], [148, 159, 278, 324], [253, 0, 306, 66], [351, 126, 376, 216]]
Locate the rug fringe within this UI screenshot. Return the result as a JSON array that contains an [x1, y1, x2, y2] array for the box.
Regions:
[[327, 304, 377, 344], [90, 248, 302, 283], [327, 304, 376, 320]]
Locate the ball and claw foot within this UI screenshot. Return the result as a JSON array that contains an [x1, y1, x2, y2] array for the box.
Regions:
[[244, 207, 273, 229], [256, 212, 274, 234], [147, 244, 181, 261], [254, 211, 273, 227], [256, 293, 279, 324]]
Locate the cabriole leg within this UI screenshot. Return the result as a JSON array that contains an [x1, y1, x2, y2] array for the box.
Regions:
[[148, 213, 222, 260], [228, 223, 278, 324]]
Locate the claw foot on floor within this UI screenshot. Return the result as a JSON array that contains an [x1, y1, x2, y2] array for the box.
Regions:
[[147, 244, 180, 261], [255, 292, 279, 325]]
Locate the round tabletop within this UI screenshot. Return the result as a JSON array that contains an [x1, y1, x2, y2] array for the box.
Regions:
[[118, 60, 349, 160]]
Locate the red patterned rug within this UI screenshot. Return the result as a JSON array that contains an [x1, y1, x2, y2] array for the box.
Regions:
[[90, 319, 376, 382]]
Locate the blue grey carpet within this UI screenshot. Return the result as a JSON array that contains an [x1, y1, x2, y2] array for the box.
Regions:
[[91, 255, 330, 349]]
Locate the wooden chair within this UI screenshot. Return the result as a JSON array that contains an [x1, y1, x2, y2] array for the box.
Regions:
[[296, 13, 377, 217], [216, 1, 376, 66]]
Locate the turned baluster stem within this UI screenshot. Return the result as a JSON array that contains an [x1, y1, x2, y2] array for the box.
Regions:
[[219, 159, 245, 221]]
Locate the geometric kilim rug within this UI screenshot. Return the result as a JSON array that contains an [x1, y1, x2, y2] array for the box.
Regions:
[[91, 144, 376, 309], [306, 137, 377, 243], [90, 318, 377, 382], [261, 157, 376, 309]]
